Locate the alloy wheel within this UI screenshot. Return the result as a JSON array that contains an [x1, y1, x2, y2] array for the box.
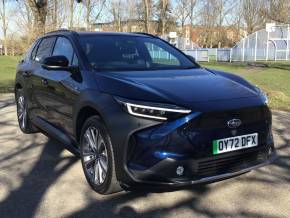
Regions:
[[82, 127, 108, 185], [17, 95, 27, 130]]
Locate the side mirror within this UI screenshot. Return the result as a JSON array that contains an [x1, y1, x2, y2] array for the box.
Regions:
[[42, 55, 69, 69], [187, 55, 196, 62], [42, 56, 79, 73]]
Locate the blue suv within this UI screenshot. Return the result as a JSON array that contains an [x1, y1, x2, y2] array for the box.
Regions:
[[15, 30, 276, 194]]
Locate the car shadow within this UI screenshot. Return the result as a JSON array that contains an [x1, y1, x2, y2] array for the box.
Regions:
[[0, 138, 79, 218]]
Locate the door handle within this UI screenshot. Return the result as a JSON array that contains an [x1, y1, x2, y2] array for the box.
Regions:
[[41, 78, 48, 86]]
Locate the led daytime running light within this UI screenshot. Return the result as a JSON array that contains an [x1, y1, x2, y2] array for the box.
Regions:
[[125, 102, 191, 120]]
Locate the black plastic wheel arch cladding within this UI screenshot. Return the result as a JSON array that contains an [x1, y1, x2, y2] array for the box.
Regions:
[[73, 90, 161, 184]]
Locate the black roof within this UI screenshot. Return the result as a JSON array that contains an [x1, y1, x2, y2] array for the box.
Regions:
[[45, 29, 154, 38]]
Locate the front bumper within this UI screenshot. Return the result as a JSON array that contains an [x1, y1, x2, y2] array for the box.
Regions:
[[122, 105, 275, 188], [125, 146, 277, 188]]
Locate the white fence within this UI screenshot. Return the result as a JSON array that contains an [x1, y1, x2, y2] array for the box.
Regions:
[[181, 24, 290, 62], [183, 47, 290, 62], [183, 48, 233, 62]]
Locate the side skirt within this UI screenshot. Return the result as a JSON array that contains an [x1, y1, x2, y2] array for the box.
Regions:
[[32, 117, 80, 157]]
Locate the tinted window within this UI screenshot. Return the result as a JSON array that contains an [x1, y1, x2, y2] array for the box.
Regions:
[[35, 37, 55, 62], [145, 42, 180, 66], [52, 37, 78, 65], [72, 53, 78, 66], [29, 39, 40, 61], [79, 35, 196, 71]]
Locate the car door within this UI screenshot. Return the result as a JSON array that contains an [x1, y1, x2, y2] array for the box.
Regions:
[[29, 36, 57, 122], [16, 39, 40, 120], [43, 36, 81, 137]]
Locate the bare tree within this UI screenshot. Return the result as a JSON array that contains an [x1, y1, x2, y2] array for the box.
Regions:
[[174, 0, 197, 37], [141, 0, 152, 33], [156, 0, 172, 35], [242, 0, 265, 34], [197, 0, 237, 47], [261, 0, 290, 24], [13, 0, 35, 48], [188, 0, 197, 36], [110, 0, 122, 31], [15, 1, 34, 33], [198, 0, 219, 47], [0, 0, 9, 55], [27, 0, 48, 35], [84, 0, 92, 30], [52, 0, 58, 29], [69, 0, 75, 29], [175, 0, 189, 36], [126, 0, 139, 32], [215, 0, 235, 47], [230, 0, 243, 43], [82, 0, 106, 30]]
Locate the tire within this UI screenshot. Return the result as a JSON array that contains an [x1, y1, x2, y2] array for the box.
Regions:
[[15, 89, 37, 134], [80, 115, 122, 194]]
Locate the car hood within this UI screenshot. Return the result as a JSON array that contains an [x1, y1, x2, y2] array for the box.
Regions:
[[94, 68, 260, 110]]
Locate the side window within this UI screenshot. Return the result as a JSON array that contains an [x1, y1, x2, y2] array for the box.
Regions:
[[145, 42, 180, 66], [72, 53, 78, 66], [52, 37, 78, 66], [35, 37, 56, 62], [30, 42, 38, 61], [24, 39, 40, 62]]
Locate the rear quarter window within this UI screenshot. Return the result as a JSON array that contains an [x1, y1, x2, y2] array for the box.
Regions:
[[29, 39, 40, 61]]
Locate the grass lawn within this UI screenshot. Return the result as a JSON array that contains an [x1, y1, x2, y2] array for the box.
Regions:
[[0, 56, 289, 111], [0, 56, 21, 93]]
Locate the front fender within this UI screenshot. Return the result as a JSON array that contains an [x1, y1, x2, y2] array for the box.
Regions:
[[72, 89, 161, 184]]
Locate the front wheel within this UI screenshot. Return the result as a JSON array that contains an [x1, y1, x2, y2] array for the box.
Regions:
[[16, 89, 37, 134], [80, 116, 122, 194]]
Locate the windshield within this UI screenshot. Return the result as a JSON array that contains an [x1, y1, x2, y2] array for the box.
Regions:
[[79, 35, 197, 71]]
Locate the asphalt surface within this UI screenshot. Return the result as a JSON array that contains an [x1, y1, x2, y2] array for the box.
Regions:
[[0, 93, 289, 218]]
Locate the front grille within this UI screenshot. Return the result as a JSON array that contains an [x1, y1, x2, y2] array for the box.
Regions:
[[195, 148, 268, 178], [190, 106, 270, 130]]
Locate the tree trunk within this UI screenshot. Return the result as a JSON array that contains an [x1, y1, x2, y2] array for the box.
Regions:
[[1, 0, 7, 56], [27, 0, 48, 36], [85, 0, 91, 31], [143, 0, 150, 33], [53, 0, 58, 29], [118, 17, 121, 32], [181, 21, 184, 37], [161, 0, 166, 35], [69, 0, 74, 29], [189, 0, 196, 39]]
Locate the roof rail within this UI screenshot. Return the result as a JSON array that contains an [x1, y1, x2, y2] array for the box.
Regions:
[[46, 29, 76, 35], [132, 32, 158, 38]]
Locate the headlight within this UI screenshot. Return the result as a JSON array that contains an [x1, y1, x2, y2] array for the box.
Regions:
[[261, 91, 269, 105], [115, 97, 191, 120], [256, 86, 268, 105]]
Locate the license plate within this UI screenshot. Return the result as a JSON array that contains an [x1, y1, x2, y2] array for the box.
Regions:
[[213, 133, 258, 155]]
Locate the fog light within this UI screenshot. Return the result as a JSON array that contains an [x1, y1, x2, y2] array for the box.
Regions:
[[176, 166, 184, 176]]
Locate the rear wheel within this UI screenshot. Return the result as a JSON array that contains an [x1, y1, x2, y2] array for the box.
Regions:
[[16, 89, 37, 134], [80, 116, 122, 194]]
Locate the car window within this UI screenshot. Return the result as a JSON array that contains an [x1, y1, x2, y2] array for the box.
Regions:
[[145, 42, 180, 66], [35, 37, 56, 63], [72, 53, 78, 66], [80, 35, 197, 71], [28, 39, 40, 61], [52, 37, 78, 66]]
